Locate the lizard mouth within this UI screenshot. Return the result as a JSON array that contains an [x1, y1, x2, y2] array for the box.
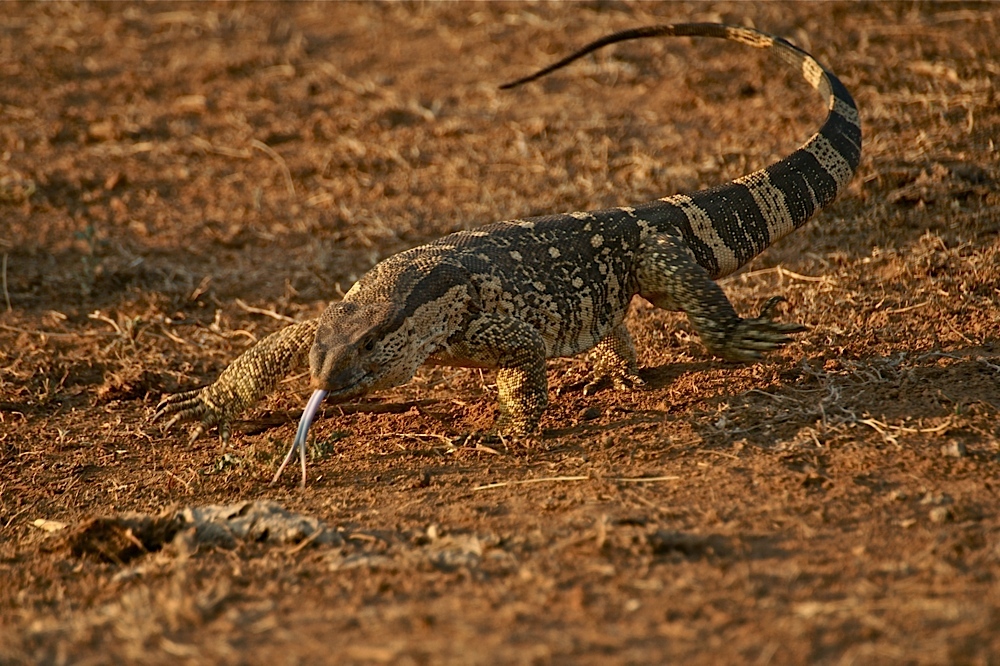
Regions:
[[316, 367, 372, 400]]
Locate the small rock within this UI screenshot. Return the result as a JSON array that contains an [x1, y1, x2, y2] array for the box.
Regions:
[[32, 519, 68, 532], [579, 406, 602, 421], [173, 94, 207, 115], [929, 506, 952, 523], [919, 492, 953, 506], [88, 120, 117, 141], [941, 440, 967, 458]]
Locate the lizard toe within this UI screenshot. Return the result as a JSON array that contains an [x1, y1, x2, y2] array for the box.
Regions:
[[716, 324, 803, 361], [186, 422, 207, 445], [756, 295, 787, 319], [157, 401, 210, 429], [612, 373, 646, 392], [154, 389, 233, 445], [585, 372, 645, 395], [152, 389, 207, 423], [713, 296, 808, 360]]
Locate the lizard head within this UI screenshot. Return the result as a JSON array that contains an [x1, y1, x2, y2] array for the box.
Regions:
[[308, 300, 419, 401]]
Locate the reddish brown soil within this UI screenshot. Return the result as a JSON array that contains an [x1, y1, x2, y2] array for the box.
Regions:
[[2, 2, 999, 664]]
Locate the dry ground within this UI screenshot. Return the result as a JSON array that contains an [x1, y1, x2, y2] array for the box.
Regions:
[[2, 2, 999, 664]]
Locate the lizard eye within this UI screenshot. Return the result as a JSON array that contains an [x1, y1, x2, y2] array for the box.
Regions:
[[363, 338, 376, 352]]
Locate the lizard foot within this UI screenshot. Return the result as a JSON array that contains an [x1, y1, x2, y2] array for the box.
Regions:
[[153, 389, 232, 446], [583, 371, 645, 396], [584, 323, 643, 395], [713, 296, 807, 362], [494, 413, 539, 438]]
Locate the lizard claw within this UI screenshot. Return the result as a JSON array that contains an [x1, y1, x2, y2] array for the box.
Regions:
[[583, 372, 645, 396], [153, 389, 230, 445], [713, 295, 807, 362], [153, 389, 207, 423], [756, 295, 795, 321]]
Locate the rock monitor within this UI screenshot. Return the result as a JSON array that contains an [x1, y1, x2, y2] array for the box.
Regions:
[[155, 24, 862, 486]]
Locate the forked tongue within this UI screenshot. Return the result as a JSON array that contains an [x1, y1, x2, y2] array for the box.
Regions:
[[271, 389, 327, 488]]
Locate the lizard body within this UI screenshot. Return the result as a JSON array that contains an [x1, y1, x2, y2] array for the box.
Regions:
[[155, 24, 862, 485]]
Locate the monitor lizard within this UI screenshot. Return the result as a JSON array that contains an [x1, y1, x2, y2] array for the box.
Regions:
[[154, 24, 862, 486]]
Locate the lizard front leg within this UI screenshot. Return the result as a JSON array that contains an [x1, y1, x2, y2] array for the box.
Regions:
[[635, 234, 806, 361], [442, 313, 548, 436], [154, 318, 320, 443]]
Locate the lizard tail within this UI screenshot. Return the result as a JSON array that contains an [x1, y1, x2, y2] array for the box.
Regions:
[[501, 24, 862, 279]]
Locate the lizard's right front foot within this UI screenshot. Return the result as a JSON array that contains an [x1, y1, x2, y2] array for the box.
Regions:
[[153, 389, 232, 445]]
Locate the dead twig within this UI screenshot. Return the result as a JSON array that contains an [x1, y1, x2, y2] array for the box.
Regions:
[[857, 417, 953, 447], [748, 388, 795, 403], [608, 475, 681, 483], [158, 326, 190, 346], [164, 469, 193, 492], [190, 135, 252, 159], [472, 474, 681, 491], [207, 309, 257, 343], [235, 299, 297, 323], [734, 265, 833, 284], [978, 357, 1000, 373], [88, 310, 123, 336], [472, 443, 502, 455], [391, 432, 457, 451], [285, 526, 326, 555], [390, 432, 454, 443], [251, 139, 296, 198], [329, 400, 436, 416], [883, 301, 929, 315], [473, 475, 590, 491], [701, 450, 741, 460], [0, 323, 112, 339], [2, 253, 10, 313]]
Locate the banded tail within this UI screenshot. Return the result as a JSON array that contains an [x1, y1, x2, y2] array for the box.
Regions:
[[501, 24, 862, 279]]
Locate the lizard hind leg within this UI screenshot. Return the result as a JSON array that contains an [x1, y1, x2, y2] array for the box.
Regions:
[[635, 233, 805, 362], [583, 323, 645, 396]]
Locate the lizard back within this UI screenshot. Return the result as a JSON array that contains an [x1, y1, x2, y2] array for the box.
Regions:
[[349, 210, 642, 360]]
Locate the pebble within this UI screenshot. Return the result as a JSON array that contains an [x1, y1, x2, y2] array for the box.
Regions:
[[941, 440, 967, 458], [929, 506, 952, 523]]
